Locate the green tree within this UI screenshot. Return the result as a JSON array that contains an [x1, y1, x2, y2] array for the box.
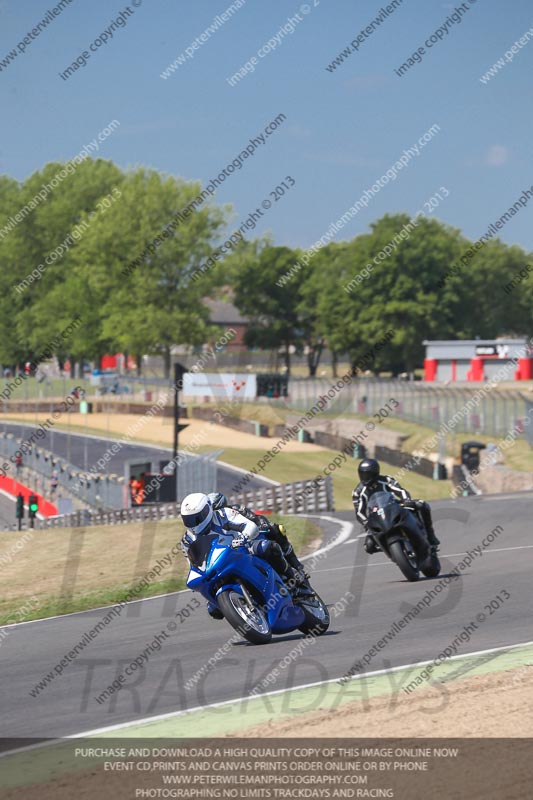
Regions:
[[298, 242, 349, 376], [457, 240, 533, 338], [3, 159, 123, 374], [0, 176, 27, 366], [232, 245, 304, 373], [74, 168, 229, 377], [301, 214, 466, 375]]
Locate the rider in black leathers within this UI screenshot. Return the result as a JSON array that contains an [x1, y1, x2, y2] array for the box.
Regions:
[[352, 458, 440, 554]]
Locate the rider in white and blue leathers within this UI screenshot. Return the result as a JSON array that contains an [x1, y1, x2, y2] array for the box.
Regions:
[[180, 492, 308, 620]]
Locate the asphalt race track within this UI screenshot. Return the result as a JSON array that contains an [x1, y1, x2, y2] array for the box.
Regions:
[[0, 421, 270, 498], [0, 493, 531, 742]]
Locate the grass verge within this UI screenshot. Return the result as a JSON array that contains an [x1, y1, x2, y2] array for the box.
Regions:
[[213, 447, 454, 508]]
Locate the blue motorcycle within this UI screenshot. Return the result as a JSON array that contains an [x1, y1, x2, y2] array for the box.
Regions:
[[186, 532, 330, 644]]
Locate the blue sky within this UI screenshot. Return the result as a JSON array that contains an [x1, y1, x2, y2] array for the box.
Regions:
[[1, 0, 533, 251]]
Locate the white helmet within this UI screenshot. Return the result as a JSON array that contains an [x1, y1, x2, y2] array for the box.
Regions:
[[180, 492, 213, 535]]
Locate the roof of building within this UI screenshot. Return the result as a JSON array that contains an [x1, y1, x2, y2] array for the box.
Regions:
[[204, 298, 248, 325], [423, 338, 527, 345]]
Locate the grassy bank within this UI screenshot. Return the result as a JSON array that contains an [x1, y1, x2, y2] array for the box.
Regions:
[[213, 447, 454, 508]]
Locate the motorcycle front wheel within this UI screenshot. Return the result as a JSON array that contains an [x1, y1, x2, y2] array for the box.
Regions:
[[421, 553, 441, 578], [389, 540, 420, 582], [297, 592, 330, 635], [218, 587, 272, 644]]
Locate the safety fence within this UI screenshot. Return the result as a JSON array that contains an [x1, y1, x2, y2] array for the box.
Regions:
[[36, 502, 181, 529], [373, 444, 437, 479], [229, 475, 334, 515], [280, 378, 531, 438], [0, 430, 217, 512], [175, 450, 218, 499], [34, 475, 334, 528], [0, 430, 123, 509]]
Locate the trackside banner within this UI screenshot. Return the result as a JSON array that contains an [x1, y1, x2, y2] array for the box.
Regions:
[[183, 372, 257, 399]]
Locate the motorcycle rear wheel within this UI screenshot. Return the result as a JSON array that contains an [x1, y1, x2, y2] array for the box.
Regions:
[[218, 587, 272, 644], [389, 540, 420, 582]]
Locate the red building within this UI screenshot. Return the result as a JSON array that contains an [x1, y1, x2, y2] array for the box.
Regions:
[[203, 298, 249, 351], [423, 338, 533, 382]]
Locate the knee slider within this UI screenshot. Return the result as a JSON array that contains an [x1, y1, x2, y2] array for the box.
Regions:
[[256, 539, 278, 558], [267, 541, 282, 558]]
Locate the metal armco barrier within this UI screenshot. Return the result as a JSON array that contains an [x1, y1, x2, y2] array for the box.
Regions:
[[37, 503, 181, 528], [374, 444, 435, 479], [34, 476, 335, 528], [230, 475, 334, 515]]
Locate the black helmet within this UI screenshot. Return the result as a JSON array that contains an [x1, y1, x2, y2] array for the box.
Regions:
[[207, 492, 227, 510], [358, 458, 380, 486]]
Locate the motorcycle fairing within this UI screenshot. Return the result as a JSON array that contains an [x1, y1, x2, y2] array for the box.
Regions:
[[186, 533, 304, 632], [367, 491, 428, 559]]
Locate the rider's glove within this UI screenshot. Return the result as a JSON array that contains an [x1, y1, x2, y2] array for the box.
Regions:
[[180, 533, 193, 556], [231, 534, 247, 549], [258, 517, 272, 533]]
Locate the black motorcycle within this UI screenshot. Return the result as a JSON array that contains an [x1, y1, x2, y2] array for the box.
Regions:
[[366, 491, 441, 582]]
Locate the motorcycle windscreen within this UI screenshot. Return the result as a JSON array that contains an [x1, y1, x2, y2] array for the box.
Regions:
[[188, 533, 219, 570], [367, 491, 402, 531]]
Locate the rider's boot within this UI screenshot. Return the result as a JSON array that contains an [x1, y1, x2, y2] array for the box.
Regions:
[[284, 544, 311, 581], [416, 502, 440, 552], [264, 522, 312, 587], [285, 566, 314, 598], [425, 523, 440, 552]]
